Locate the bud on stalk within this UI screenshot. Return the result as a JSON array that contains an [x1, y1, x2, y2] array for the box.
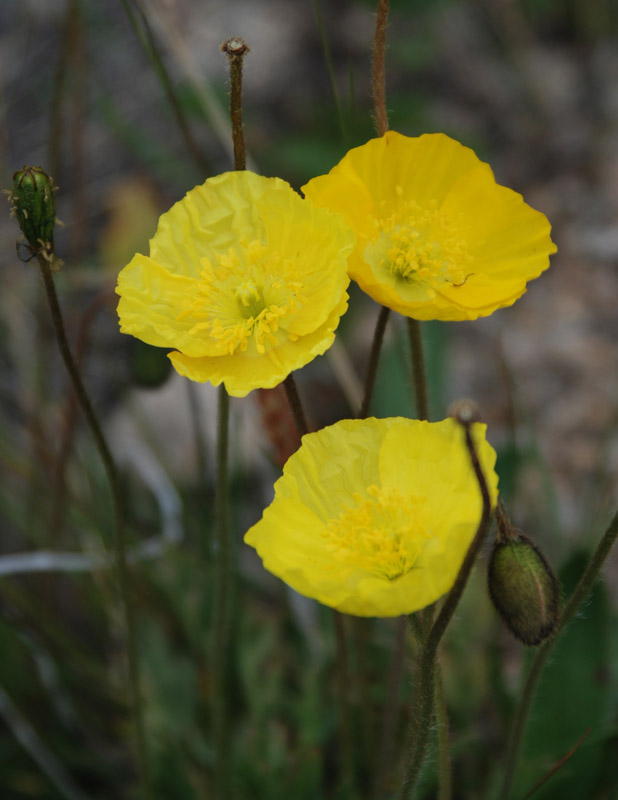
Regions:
[[488, 505, 560, 646], [10, 166, 57, 260]]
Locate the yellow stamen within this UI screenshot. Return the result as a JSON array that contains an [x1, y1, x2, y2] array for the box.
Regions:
[[323, 485, 432, 580], [367, 202, 471, 296], [177, 239, 306, 356]]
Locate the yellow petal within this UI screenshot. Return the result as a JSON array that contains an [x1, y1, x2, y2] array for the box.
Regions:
[[245, 416, 499, 617], [303, 132, 556, 321]]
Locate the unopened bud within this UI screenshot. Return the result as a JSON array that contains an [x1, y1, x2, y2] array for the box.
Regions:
[[488, 530, 559, 646], [10, 166, 57, 259]]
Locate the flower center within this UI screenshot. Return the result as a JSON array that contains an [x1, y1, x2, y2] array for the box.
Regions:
[[235, 281, 266, 319], [179, 239, 305, 356], [365, 201, 472, 299], [323, 485, 432, 580]]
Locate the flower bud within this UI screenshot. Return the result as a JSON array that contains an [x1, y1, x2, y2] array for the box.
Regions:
[[10, 166, 57, 257], [488, 530, 559, 646]]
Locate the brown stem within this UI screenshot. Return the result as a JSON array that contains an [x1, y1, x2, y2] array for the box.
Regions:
[[372, 0, 390, 136], [222, 38, 250, 171], [283, 374, 310, 438], [359, 305, 390, 418]]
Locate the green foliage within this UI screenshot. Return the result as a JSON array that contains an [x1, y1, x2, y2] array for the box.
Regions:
[[516, 552, 614, 798]]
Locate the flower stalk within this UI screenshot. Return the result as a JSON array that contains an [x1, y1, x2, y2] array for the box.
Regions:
[[210, 38, 251, 800], [359, 305, 390, 418], [499, 506, 618, 799], [36, 254, 151, 798], [407, 319, 429, 421], [399, 403, 494, 799], [222, 37, 250, 172], [283, 374, 309, 438], [10, 166, 151, 798], [213, 384, 231, 799], [372, 0, 390, 137]]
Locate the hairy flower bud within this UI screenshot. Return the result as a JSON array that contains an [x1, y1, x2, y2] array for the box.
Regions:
[[488, 529, 560, 646], [10, 166, 57, 258]]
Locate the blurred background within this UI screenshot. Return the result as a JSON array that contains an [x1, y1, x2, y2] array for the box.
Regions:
[[1, 0, 617, 798]]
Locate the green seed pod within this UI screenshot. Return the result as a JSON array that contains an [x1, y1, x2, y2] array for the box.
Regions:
[[11, 166, 57, 255], [488, 531, 559, 646]]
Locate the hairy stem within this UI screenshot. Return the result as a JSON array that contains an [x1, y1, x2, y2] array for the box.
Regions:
[[399, 421, 493, 798], [499, 507, 618, 799], [213, 385, 231, 799], [35, 255, 150, 798]]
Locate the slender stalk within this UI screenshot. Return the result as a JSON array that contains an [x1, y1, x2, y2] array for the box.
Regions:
[[210, 40, 250, 798], [435, 668, 452, 800], [312, 0, 348, 144], [407, 319, 429, 421], [35, 255, 150, 798], [51, 288, 114, 542], [213, 385, 231, 799], [372, 0, 390, 136], [372, 616, 408, 799], [120, 0, 210, 174], [283, 374, 309, 438], [222, 38, 249, 172], [499, 507, 618, 799], [398, 416, 493, 799], [359, 305, 390, 418], [334, 610, 356, 796]]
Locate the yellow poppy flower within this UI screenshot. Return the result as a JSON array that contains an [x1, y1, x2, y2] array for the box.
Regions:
[[302, 131, 556, 321], [244, 416, 498, 617], [116, 171, 355, 396]]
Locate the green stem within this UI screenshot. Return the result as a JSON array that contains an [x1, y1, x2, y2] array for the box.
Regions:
[[499, 507, 618, 799], [213, 385, 231, 799], [35, 255, 150, 798], [407, 319, 429, 421], [359, 305, 390, 418], [372, 616, 408, 800], [398, 421, 493, 799], [333, 610, 356, 796], [372, 0, 390, 136], [120, 0, 210, 175], [435, 667, 452, 800]]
